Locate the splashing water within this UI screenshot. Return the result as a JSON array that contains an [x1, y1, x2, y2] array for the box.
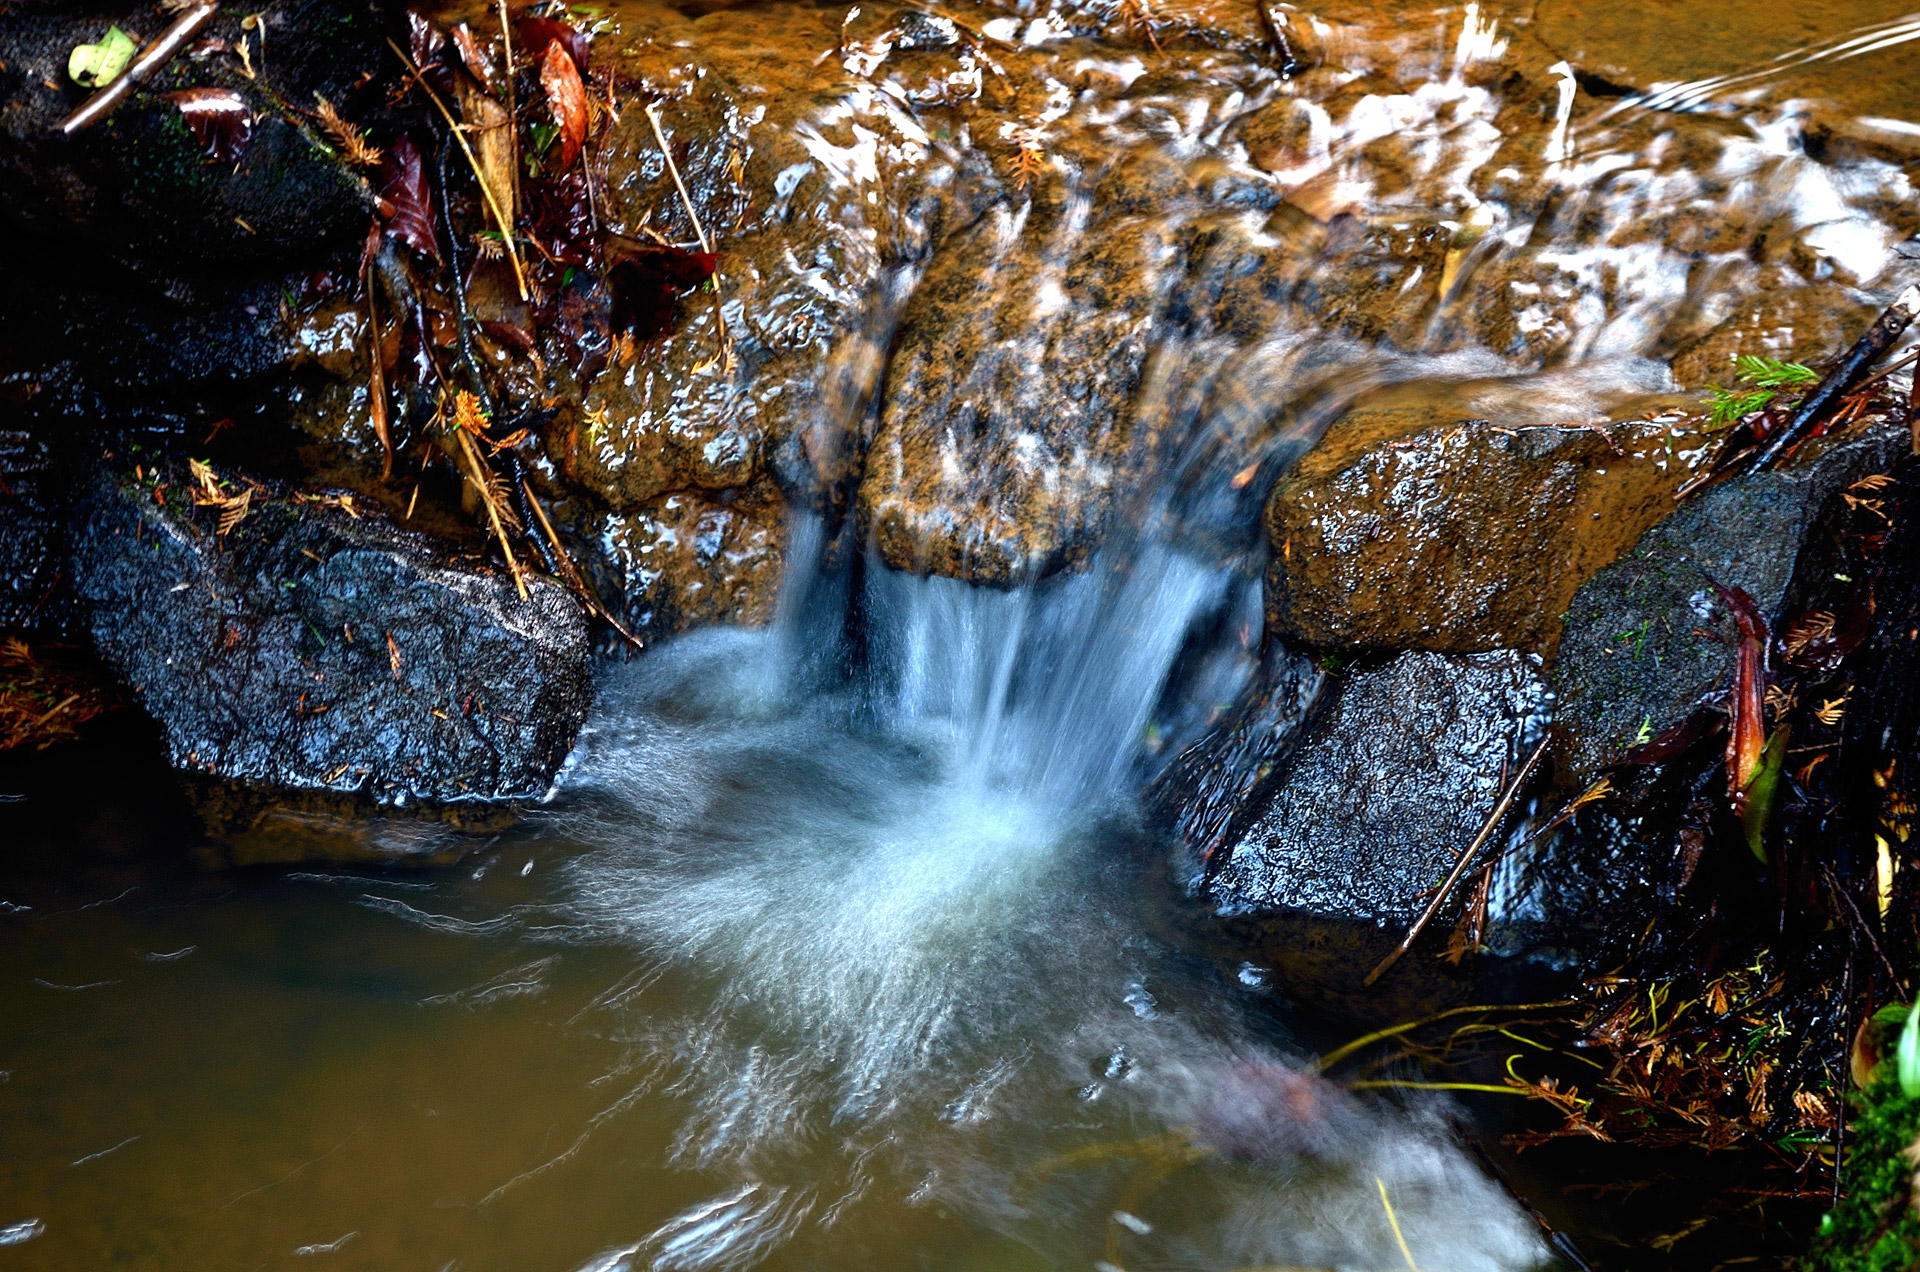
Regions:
[[531, 518, 1549, 1271]]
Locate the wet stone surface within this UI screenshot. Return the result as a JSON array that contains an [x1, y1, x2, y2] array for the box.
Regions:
[[1263, 395, 1711, 655], [1554, 420, 1910, 787], [69, 459, 590, 857], [0, 429, 74, 637], [1208, 649, 1550, 924]]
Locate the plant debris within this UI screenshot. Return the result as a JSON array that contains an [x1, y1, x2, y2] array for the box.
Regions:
[[165, 87, 252, 163], [0, 640, 118, 751], [68, 25, 136, 88]]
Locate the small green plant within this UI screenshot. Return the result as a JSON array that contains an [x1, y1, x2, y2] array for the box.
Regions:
[[1706, 356, 1819, 428]]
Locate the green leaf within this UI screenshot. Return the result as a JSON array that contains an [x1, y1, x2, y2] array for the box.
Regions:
[[1898, 999, 1920, 1098], [69, 25, 137, 89], [1738, 723, 1790, 863], [1732, 355, 1819, 389], [1706, 385, 1777, 428]]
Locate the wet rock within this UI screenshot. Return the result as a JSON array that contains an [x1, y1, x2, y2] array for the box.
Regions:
[[1197, 649, 1550, 1012], [0, 0, 381, 268], [1208, 649, 1549, 923], [70, 458, 591, 859], [1553, 420, 1909, 787], [0, 429, 75, 636], [858, 201, 1186, 583], [1669, 285, 1882, 390], [1263, 396, 1711, 654], [579, 482, 788, 644], [1146, 646, 1324, 868]]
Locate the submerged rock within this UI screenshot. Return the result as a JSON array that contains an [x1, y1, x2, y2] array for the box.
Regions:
[[70, 459, 590, 861], [1669, 286, 1883, 390], [1553, 420, 1909, 787], [1263, 395, 1711, 654]]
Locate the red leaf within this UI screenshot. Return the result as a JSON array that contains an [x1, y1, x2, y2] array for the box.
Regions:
[[377, 134, 440, 264], [516, 15, 589, 74], [607, 245, 717, 339], [166, 88, 252, 163], [539, 41, 588, 172], [1710, 578, 1771, 804], [406, 10, 455, 92]]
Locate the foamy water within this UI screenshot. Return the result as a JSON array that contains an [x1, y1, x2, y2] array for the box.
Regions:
[[535, 532, 1548, 1271]]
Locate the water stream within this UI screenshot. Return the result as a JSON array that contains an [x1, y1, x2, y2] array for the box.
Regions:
[[7, 0, 1920, 1265]]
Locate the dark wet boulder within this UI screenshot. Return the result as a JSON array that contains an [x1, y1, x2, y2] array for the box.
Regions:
[[69, 457, 590, 861], [1263, 395, 1708, 655], [0, 0, 386, 432], [0, 0, 383, 267], [1553, 420, 1909, 788], [1189, 649, 1549, 1014], [0, 429, 76, 636]]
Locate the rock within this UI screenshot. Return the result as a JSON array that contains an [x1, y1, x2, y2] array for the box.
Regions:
[[0, 0, 381, 267], [1208, 649, 1550, 923], [1553, 420, 1909, 787], [70, 458, 591, 860], [1263, 395, 1711, 654], [1196, 649, 1551, 1013], [857, 196, 1186, 583], [1146, 646, 1325, 869], [0, 1, 383, 433], [580, 483, 788, 644], [0, 429, 75, 636], [1669, 286, 1882, 390]]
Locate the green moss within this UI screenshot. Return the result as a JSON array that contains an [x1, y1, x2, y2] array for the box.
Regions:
[[1805, 1075, 1920, 1271]]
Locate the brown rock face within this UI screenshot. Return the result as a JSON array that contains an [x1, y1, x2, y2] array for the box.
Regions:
[[1263, 394, 1717, 654], [1669, 286, 1883, 390], [584, 482, 788, 642], [857, 198, 1186, 583]]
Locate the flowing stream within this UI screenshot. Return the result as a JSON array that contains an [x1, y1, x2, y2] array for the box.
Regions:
[[8, 0, 1920, 1266]]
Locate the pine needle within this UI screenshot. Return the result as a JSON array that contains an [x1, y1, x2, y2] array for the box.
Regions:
[[1376, 1176, 1421, 1272], [315, 93, 383, 166]]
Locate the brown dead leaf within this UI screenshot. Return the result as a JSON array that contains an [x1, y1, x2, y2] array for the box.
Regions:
[[539, 41, 587, 171], [455, 76, 514, 231]]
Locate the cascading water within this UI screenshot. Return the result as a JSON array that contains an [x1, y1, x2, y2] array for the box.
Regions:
[[509, 6, 1920, 1262], [10, 3, 1920, 1268], [541, 524, 1549, 1271]]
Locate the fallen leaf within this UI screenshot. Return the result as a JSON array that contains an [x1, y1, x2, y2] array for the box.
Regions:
[[516, 15, 589, 74], [539, 41, 588, 171], [165, 88, 252, 163], [405, 9, 455, 94], [69, 25, 137, 88], [553, 268, 612, 380], [1737, 723, 1788, 864], [377, 134, 441, 263], [450, 22, 499, 92], [527, 168, 597, 266], [456, 76, 514, 230]]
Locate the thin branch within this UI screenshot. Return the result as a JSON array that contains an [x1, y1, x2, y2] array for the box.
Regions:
[[1365, 734, 1552, 987]]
